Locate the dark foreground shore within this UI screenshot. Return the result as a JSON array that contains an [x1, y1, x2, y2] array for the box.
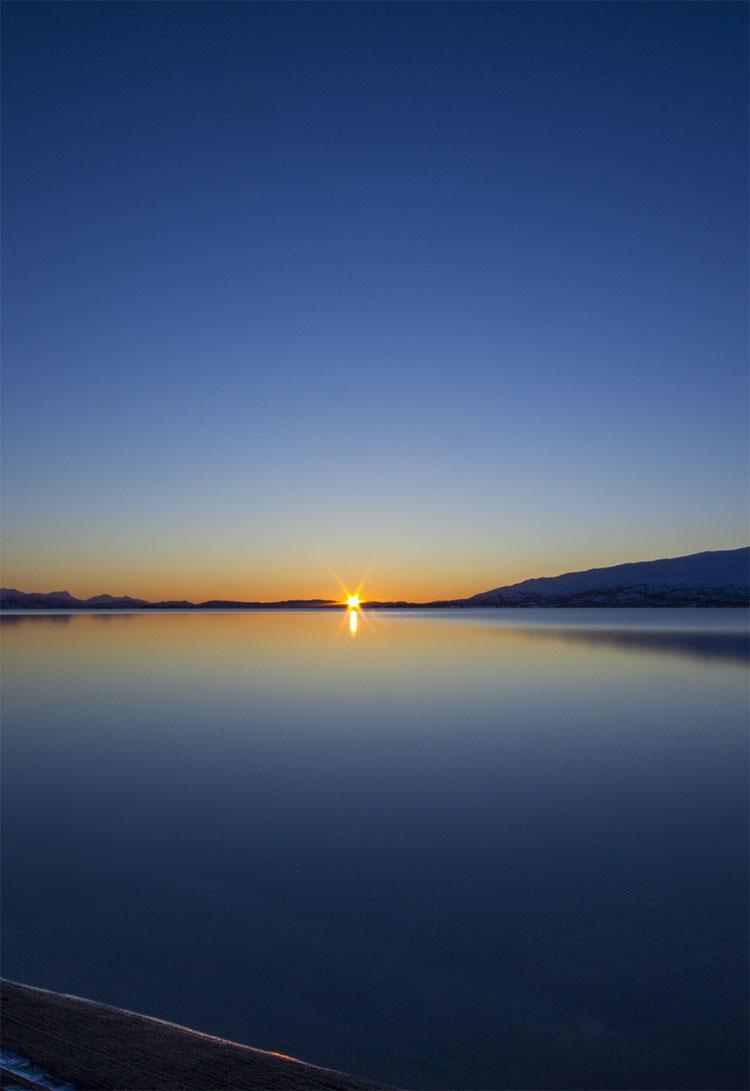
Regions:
[[0, 980, 388, 1090]]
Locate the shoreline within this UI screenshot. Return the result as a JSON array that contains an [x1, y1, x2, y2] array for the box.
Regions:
[[0, 979, 390, 1091]]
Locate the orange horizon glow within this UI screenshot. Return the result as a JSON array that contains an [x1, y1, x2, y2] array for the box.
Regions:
[[2, 538, 740, 606], [0, 573, 463, 604]]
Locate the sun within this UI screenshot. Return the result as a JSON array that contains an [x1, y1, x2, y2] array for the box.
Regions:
[[347, 594, 361, 609]]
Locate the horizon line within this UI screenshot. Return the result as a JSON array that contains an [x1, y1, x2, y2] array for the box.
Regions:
[[2, 544, 748, 608]]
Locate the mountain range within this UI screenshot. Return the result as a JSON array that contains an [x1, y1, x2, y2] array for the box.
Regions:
[[464, 546, 749, 607], [1, 547, 748, 610]]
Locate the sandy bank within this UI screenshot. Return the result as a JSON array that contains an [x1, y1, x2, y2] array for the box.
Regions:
[[0, 980, 389, 1090]]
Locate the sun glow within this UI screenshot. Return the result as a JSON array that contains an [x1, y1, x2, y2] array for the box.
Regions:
[[347, 594, 361, 609]]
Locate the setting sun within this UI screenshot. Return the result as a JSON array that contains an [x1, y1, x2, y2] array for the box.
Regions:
[[347, 594, 360, 609]]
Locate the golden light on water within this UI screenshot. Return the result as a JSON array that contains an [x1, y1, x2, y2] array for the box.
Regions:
[[335, 579, 365, 636]]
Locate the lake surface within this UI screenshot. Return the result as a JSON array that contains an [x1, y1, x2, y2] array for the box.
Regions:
[[2, 609, 748, 1089]]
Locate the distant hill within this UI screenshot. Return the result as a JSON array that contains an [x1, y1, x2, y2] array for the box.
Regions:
[[0, 589, 337, 610], [2, 548, 748, 610], [466, 547, 750, 607]]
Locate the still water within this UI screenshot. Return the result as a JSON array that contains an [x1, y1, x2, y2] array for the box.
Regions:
[[2, 609, 748, 1089]]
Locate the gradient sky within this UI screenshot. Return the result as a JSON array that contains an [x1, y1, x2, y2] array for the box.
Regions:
[[2, 1, 748, 601]]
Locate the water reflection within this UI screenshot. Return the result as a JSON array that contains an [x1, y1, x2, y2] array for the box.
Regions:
[[0, 613, 72, 626], [507, 622, 749, 665], [1, 608, 747, 1089]]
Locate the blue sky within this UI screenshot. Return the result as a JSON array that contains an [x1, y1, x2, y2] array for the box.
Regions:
[[2, 2, 747, 600]]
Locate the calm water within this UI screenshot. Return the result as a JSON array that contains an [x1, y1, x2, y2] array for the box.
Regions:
[[2, 609, 748, 1089]]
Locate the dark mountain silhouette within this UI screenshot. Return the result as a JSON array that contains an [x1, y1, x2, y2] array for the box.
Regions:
[[466, 547, 749, 607], [84, 593, 151, 607], [2, 547, 748, 610], [0, 588, 338, 610]]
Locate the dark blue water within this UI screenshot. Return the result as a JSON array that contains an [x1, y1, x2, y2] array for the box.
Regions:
[[2, 610, 747, 1088]]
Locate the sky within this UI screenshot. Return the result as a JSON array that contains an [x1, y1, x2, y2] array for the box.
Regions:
[[1, 1, 748, 602]]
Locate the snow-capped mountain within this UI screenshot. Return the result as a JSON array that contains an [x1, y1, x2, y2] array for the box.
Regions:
[[467, 547, 750, 606]]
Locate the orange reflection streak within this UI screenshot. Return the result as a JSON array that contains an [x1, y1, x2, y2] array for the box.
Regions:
[[348, 608, 358, 636]]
